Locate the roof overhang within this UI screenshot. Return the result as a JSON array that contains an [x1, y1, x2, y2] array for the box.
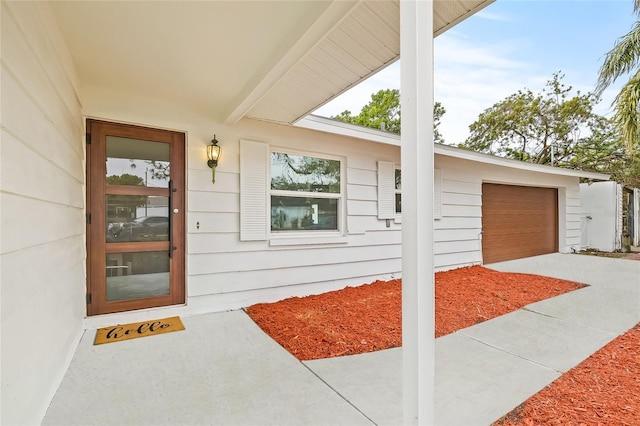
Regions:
[[296, 115, 612, 181], [242, 0, 496, 125], [49, 0, 495, 126]]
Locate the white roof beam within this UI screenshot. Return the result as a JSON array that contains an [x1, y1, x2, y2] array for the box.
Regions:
[[223, 0, 359, 125]]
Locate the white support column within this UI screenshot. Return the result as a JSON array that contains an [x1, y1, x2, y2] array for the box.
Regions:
[[400, 1, 435, 425]]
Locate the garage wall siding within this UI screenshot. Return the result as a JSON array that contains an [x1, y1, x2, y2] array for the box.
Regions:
[[433, 156, 581, 270], [1, 2, 85, 425]]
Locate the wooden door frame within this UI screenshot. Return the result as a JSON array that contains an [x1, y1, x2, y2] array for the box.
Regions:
[[86, 119, 185, 316]]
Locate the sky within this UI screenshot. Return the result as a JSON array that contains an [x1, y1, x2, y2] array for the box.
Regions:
[[313, 0, 637, 146]]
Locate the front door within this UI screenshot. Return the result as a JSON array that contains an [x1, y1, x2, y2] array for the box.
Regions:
[[86, 120, 185, 315]]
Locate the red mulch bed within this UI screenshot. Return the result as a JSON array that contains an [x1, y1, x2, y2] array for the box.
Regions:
[[494, 323, 640, 426], [247, 265, 640, 424], [245, 265, 586, 361]]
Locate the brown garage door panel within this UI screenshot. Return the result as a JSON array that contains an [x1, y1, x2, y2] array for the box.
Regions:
[[482, 184, 558, 264]]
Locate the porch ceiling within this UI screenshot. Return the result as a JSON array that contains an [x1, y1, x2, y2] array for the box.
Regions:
[[49, 0, 493, 125]]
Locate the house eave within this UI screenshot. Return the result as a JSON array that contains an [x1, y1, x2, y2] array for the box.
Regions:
[[434, 143, 611, 181], [296, 115, 611, 182]]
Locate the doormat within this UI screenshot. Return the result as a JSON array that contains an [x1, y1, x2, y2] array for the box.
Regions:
[[94, 316, 185, 345]]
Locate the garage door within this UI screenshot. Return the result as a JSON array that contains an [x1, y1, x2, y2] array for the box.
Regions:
[[482, 183, 558, 264]]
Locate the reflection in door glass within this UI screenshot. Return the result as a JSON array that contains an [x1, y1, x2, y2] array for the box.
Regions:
[[106, 252, 169, 301], [106, 195, 169, 242], [106, 136, 170, 188]]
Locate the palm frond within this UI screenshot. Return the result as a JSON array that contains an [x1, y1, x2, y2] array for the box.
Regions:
[[595, 19, 640, 95], [612, 70, 640, 152]]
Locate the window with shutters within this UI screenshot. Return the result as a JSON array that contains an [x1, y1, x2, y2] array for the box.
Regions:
[[240, 141, 346, 243], [377, 161, 442, 223], [270, 151, 342, 234]]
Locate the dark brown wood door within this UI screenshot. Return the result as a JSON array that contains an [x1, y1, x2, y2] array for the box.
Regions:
[[86, 120, 185, 315], [482, 183, 558, 264]]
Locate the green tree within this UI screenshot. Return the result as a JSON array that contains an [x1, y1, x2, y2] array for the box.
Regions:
[[459, 73, 639, 185], [331, 88, 447, 143], [595, 0, 640, 154], [333, 89, 400, 133], [433, 101, 446, 145], [106, 173, 145, 186], [461, 73, 610, 163]]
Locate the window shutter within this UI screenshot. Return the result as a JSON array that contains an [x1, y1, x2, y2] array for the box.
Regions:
[[378, 161, 395, 219], [240, 140, 268, 241], [434, 168, 442, 220]]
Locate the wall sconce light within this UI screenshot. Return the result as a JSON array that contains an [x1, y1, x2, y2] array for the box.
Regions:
[[207, 135, 221, 183]]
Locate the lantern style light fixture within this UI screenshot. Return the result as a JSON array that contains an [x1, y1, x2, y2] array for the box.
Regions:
[[207, 135, 221, 183]]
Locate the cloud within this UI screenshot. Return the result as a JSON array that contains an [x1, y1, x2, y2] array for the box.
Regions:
[[314, 33, 545, 144], [434, 35, 546, 144], [473, 9, 512, 22], [312, 18, 625, 146]]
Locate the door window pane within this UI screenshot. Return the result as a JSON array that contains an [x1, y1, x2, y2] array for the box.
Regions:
[[107, 195, 169, 242], [106, 252, 169, 301], [106, 136, 170, 188]]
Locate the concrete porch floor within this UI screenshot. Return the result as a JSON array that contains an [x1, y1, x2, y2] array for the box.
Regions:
[[43, 254, 640, 426]]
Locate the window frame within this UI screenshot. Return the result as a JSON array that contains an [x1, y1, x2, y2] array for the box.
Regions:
[[268, 147, 346, 243]]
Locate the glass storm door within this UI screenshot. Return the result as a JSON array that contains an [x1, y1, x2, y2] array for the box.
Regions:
[[86, 120, 185, 315]]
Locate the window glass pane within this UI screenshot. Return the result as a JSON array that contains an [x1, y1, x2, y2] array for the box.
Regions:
[[271, 152, 340, 193], [395, 169, 401, 190], [271, 196, 338, 231], [107, 195, 169, 242], [106, 136, 170, 188], [106, 252, 169, 301], [395, 193, 402, 214]]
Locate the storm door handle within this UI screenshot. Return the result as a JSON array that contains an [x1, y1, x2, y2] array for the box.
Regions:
[[168, 179, 177, 258]]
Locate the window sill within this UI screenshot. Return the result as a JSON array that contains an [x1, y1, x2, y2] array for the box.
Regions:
[[269, 234, 348, 246]]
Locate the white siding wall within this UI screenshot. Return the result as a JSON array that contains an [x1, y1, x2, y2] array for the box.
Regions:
[[434, 156, 581, 270], [187, 120, 404, 308], [1, 2, 85, 424]]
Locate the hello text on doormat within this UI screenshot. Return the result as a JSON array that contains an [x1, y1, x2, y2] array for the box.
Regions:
[[94, 316, 185, 345]]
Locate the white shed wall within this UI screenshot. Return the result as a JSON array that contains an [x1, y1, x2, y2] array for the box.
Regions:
[[1, 2, 85, 424], [580, 181, 622, 252]]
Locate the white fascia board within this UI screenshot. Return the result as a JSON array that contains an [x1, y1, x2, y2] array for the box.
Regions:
[[295, 114, 401, 146], [297, 116, 610, 181], [433, 144, 611, 181], [434, 0, 496, 37]]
